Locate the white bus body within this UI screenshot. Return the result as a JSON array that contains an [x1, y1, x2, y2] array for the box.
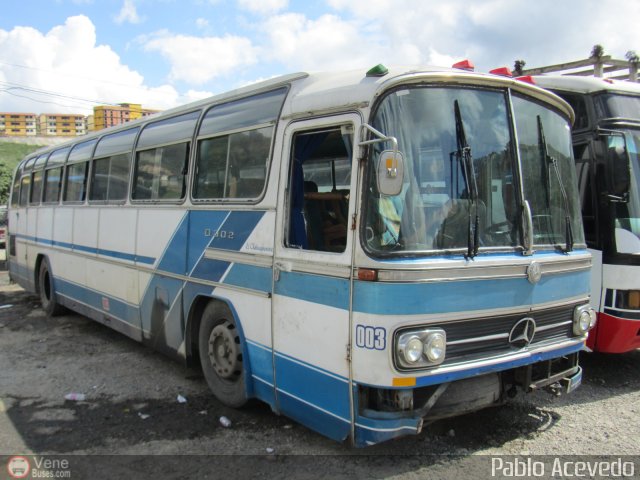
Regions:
[[8, 66, 593, 446]]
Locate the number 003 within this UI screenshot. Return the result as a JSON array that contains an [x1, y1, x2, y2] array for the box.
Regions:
[[355, 325, 386, 350]]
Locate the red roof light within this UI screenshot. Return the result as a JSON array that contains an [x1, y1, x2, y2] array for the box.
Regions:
[[489, 67, 513, 77], [452, 59, 475, 71], [515, 75, 536, 85]]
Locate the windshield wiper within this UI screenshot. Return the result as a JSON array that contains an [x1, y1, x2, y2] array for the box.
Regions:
[[452, 100, 480, 259], [537, 115, 574, 253]]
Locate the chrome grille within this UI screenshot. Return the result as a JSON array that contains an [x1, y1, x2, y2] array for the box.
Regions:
[[432, 304, 578, 362]]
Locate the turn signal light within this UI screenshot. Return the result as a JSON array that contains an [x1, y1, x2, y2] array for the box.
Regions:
[[357, 269, 378, 281]]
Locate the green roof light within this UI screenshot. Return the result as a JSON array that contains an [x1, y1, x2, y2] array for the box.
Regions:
[[366, 64, 389, 77]]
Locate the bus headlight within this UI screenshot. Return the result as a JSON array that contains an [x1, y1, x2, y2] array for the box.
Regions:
[[398, 335, 423, 364], [395, 328, 446, 369], [424, 332, 446, 363], [573, 305, 596, 336]]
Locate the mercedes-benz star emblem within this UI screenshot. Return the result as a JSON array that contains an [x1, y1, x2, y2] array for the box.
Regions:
[[509, 317, 537, 348], [527, 262, 542, 284]]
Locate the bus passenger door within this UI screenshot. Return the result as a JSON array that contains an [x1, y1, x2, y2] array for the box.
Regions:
[[272, 115, 360, 442]]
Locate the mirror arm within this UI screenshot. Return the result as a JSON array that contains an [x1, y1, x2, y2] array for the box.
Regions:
[[359, 124, 399, 163]]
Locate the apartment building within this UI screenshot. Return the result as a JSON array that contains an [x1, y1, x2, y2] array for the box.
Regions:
[[0, 113, 37, 136], [91, 103, 160, 131], [38, 113, 87, 136], [1, 103, 161, 137]]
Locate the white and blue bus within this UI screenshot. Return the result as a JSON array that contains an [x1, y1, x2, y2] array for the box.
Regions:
[[7, 65, 595, 446]]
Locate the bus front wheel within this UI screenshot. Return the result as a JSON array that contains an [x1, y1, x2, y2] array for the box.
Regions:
[[198, 302, 248, 408], [38, 259, 65, 317]]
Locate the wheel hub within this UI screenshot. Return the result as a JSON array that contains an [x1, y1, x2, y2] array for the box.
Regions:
[[208, 320, 240, 380]]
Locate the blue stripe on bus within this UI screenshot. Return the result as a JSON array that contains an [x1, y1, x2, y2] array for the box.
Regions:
[[187, 210, 267, 278], [190, 258, 231, 283], [274, 352, 351, 442], [223, 263, 272, 293], [186, 210, 231, 273], [354, 415, 421, 447], [352, 269, 590, 315], [246, 340, 275, 387], [14, 234, 155, 265], [209, 210, 266, 251], [55, 277, 140, 326], [275, 271, 350, 310], [156, 212, 189, 274]]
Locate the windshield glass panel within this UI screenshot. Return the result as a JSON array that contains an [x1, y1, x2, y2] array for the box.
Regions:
[[613, 129, 640, 254], [512, 95, 585, 248], [364, 87, 519, 255], [594, 93, 640, 119]]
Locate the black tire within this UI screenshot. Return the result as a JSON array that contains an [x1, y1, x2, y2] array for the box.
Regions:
[[198, 302, 247, 408], [38, 259, 65, 317]]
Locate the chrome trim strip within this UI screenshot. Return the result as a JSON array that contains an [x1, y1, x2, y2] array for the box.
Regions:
[[390, 295, 589, 326], [445, 321, 571, 347], [284, 261, 352, 279], [375, 256, 591, 283], [26, 241, 271, 298], [447, 333, 509, 346], [411, 338, 584, 377], [204, 248, 273, 267], [536, 320, 572, 332]]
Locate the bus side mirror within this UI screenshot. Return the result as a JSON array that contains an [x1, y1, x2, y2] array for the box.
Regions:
[[605, 138, 630, 198], [377, 150, 404, 196]]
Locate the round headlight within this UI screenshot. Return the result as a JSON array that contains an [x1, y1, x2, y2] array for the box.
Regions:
[[424, 333, 446, 363], [402, 336, 424, 363], [575, 310, 591, 335]]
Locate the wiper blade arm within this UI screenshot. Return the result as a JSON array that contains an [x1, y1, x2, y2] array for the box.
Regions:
[[537, 115, 574, 253], [453, 100, 480, 259]]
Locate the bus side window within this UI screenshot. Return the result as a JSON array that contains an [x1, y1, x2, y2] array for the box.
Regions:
[[43, 167, 63, 204], [90, 153, 131, 202], [64, 162, 89, 203], [30, 170, 43, 205], [19, 176, 30, 207], [10, 176, 21, 207], [133, 143, 189, 201], [286, 128, 352, 253], [559, 93, 589, 130], [194, 127, 273, 201]]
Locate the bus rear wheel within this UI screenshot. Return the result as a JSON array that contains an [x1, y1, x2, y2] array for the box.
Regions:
[[198, 302, 247, 408], [38, 259, 65, 317]]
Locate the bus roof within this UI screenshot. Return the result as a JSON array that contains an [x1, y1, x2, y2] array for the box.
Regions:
[[532, 75, 640, 95], [19, 66, 573, 164]]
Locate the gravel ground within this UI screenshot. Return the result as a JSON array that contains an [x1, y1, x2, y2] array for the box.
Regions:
[[1, 261, 639, 478]]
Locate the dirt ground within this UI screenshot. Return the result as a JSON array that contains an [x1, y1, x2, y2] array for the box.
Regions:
[[1, 256, 639, 478]]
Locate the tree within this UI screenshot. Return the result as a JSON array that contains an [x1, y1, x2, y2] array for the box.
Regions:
[[0, 162, 12, 205], [513, 60, 526, 76], [591, 44, 605, 59], [626, 50, 639, 64]]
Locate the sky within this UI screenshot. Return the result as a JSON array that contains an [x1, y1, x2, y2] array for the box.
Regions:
[[0, 0, 638, 115]]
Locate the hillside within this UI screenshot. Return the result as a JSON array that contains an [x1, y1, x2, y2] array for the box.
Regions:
[[0, 141, 47, 171], [0, 141, 48, 204]]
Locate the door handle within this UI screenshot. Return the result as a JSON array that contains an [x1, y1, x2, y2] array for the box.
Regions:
[[274, 261, 292, 282]]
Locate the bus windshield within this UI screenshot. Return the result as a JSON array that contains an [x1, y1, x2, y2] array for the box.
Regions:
[[594, 93, 640, 120], [613, 128, 640, 255], [363, 86, 584, 256]]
